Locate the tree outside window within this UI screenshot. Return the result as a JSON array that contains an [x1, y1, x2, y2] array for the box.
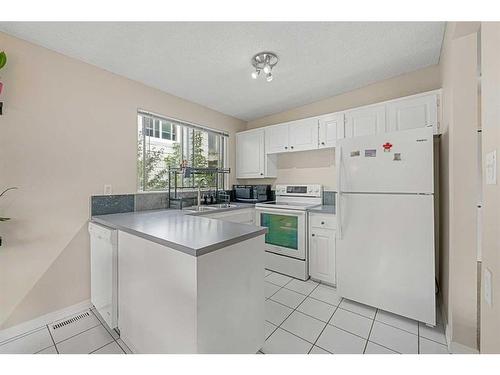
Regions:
[[137, 113, 227, 191]]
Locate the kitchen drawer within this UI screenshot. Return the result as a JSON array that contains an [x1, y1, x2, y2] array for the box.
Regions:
[[309, 214, 336, 230]]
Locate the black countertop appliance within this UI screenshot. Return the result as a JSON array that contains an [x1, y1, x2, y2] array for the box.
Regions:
[[233, 185, 272, 203]]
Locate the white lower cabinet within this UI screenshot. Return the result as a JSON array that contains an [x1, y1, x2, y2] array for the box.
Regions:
[[308, 214, 336, 285]]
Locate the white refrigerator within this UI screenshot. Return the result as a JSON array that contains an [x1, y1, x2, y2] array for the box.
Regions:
[[336, 127, 436, 325]]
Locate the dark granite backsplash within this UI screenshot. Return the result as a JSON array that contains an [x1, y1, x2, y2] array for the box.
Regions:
[[91, 189, 335, 216], [323, 191, 336, 206], [134, 192, 169, 211], [91, 195, 135, 216], [91, 190, 233, 216]]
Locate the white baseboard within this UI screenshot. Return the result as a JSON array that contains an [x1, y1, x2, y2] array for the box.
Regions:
[[0, 299, 92, 344], [450, 341, 480, 354]]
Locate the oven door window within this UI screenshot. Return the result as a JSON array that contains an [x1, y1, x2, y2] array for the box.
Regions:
[[260, 213, 298, 250]]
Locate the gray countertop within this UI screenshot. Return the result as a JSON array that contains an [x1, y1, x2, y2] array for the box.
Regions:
[[92, 204, 266, 257], [307, 205, 336, 215]]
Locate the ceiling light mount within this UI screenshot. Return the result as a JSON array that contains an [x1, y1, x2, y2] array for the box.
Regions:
[[251, 52, 278, 82]]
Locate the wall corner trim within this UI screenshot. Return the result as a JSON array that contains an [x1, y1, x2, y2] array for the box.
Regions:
[[443, 291, 479, 354], [0, 299, 91, 344]]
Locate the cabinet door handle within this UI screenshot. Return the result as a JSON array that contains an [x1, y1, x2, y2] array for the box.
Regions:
[[284, 146, 288, 149], [260, 173, 263, 176], [321, 221, 325, 225], [311, 233, 315, 237], [321, 142, 325, 145]]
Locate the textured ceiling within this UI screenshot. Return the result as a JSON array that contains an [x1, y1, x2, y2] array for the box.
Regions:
[[0, 22, 445, 121]]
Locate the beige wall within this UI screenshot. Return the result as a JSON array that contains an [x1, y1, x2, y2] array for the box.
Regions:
[[237, 149, 336, 190], [0, 32, 246, 329], [479, 22, 500, 354], [240, 65, 441, 188], [439, 22, 480, 351]]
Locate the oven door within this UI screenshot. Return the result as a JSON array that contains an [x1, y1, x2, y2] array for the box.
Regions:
[[255, 207, 306, 260]]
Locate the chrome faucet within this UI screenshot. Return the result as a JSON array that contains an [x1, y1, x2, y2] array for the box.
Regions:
[[218, 191, 230, 207], [197, 178, 208, 209]]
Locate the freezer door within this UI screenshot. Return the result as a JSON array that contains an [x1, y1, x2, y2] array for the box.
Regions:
[[338, 127, 434, 193], [337, 193, 436, 325]]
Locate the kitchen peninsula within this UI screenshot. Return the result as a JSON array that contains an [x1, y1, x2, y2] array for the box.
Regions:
[[92, 206, 266, 354]]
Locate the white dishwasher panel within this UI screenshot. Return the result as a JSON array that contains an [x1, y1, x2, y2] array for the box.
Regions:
[[89, 222, 118, 329]]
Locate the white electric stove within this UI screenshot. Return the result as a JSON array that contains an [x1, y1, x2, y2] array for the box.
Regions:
[[255, 184, 323, 280]]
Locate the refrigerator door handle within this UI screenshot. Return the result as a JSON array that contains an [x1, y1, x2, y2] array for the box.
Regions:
[[336, 145, 342, 240]]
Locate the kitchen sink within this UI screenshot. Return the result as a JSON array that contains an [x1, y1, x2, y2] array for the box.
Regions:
[[184, 206, 219, 212], [211, 204, 238, 209], [183, 204, 238, 213]]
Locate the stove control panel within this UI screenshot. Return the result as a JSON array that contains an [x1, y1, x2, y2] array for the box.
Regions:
[[275, 184, 323, 197]]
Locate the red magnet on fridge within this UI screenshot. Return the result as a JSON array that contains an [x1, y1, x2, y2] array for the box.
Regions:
[[382, 142, 393, 152]]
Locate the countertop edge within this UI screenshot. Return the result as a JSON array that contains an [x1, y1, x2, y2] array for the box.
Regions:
[[91, 210, 267, 257], [307, 205, 336, 215], [194, 228, 267, 257]]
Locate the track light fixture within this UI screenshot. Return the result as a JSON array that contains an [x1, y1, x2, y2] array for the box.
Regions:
[[251, 52, 278, 82]]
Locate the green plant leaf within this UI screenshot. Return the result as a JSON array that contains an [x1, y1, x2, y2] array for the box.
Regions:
[[0, 51, 7, 70]]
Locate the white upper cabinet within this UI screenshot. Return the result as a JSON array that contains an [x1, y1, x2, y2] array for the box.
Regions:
[[318, 112, 344, 148], [344, 104, 386, 138], [236, 129, 264, 178], [387, 93, 439, 133], [265, 124, 290, 154], [236, 129, 277, 179], [288, 118, 319, 152], [235, 91, 441, 181], [265, 118, 318, 154]]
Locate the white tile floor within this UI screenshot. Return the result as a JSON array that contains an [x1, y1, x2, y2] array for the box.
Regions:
[[262, 270, 450, 354], [0, 308, 131, 354], [0, 270, 449, 354]]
